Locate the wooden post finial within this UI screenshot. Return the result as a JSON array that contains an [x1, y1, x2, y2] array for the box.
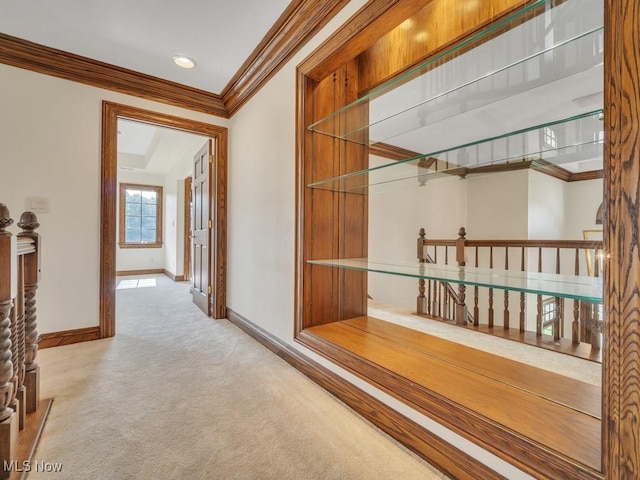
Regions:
[[17, 212, 39, 232], [0, 204, 13, 232]]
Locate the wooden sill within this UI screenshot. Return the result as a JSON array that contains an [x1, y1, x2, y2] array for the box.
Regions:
[[117, 243, 163, 249], [298, 316, 603, 480]]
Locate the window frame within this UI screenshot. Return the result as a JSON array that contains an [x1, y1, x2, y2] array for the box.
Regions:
[[118, 182, 163, 248]]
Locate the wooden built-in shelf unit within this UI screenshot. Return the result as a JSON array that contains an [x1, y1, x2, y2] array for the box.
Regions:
[[295, 0, 640, 479]]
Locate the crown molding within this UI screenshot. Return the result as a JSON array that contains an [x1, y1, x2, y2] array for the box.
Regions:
[[0, 33, 227, 117], [369, 142, 421, 160], [370, 146, 603, 183], [0, 0, 349, 119], [222, 0, 349, 116]]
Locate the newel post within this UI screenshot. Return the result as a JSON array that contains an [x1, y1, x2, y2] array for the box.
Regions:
[[455, 227, 468, 326], [17, 212, 40, 413], [0, 204, 17, 477], [416, 228, 427, 315]]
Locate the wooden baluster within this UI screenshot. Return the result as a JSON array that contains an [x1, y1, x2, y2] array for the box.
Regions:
[[417, 279, 426, 316], [0, 204, 17, 475], [536, 247, 542, 337], [503, 246, 509, 330], [572, 248, 580, 344], [473, 246, 479, 326], [427, 243, 433, 315], [488, 247, 494, 328], [416, 229, 426, 315], [9, 258, 25, 430], [554, 248, 561, 342], [455, 227, 467, 325], [433, 247, 439, 316], [519, 247, 525, 332], [18, 212, 40, 413], [443, 246, 449, 319]]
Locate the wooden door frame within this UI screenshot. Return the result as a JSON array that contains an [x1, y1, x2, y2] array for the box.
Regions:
[[100, 101, 228, 337], [183, 175, 193, 283]]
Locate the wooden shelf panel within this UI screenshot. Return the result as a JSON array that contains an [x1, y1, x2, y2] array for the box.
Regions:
[[344, 316, 601, 418], [307, 317, 601, 470]]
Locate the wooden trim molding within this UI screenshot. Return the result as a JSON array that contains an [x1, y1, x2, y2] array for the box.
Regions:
[[163, 270, 186, 282], [371, 146, 603, 183], [115, 269, 165, 277], [369, 142, 422, 161], [226, 308, 504, 480], [101, 101, 228, 338], [569, 170, 604, 182], [223, 0, 350, 116], [0, 33, 227, 117], [298, 0, 429, 81], [183, 176, 192, 284], [0, 0, 351, 118], [38, 326, 101, 349], [603, 0, 640, 477]]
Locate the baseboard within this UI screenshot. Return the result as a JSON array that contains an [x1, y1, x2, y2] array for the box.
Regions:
[[225, 308, 502, 480], [38, 326, 101, 349], [115, 268, 164, 276], [162, 270, 185, 282]]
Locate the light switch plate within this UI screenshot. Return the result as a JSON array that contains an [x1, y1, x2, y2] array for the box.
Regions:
[[26, 197, 50, 214]]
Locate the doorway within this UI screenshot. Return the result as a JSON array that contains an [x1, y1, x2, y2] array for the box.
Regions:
[[100, 101, 228, 338]]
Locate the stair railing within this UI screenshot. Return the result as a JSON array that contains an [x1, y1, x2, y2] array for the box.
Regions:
[[0, 204, 41, 478]]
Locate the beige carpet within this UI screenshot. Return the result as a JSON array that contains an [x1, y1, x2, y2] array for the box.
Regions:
[[30, 275, 448, 480]]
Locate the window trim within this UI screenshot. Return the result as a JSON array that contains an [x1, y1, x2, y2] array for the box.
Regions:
[[118, 182, 163, 248]]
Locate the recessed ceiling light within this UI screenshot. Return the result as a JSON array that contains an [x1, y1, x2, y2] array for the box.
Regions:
[[172, 55, 197, 69]]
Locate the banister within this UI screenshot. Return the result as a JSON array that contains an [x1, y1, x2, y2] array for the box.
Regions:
[[415, 226, 603, 360], [0, 203, 42, 478]]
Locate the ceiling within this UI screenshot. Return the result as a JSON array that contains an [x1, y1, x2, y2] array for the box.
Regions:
[[0, 0, 293, 173], [1, 0, 604, 177], [117, 120, 207, 175], [0, 0, 292, 94]]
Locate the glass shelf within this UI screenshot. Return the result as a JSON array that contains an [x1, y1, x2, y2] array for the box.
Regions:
[[307, 0, 604, 154], [308, 109, 603, 193], [308, 258, 602, 303]]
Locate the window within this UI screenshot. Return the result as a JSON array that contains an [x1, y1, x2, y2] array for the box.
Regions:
[[543, 126, 557, 148], [118, 183, 163, 248]]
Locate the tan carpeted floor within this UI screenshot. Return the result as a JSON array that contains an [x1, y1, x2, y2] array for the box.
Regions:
[[30, 275, 448, 480]]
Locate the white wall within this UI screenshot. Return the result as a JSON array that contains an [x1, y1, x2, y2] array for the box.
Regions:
[[563, 178, 603, 239], [528, 170, 565, 239], [0, 63, 227, 333], [163, 144, 202, 278], [226, 2, 532, 478], [466, 169, 529, 239]]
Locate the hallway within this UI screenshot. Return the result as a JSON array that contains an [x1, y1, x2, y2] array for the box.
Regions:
[[30, 275, 446, 479]]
